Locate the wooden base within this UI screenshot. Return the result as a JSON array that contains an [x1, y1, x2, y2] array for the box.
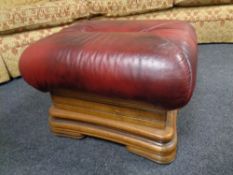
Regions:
[[49, 89, 178, 164]]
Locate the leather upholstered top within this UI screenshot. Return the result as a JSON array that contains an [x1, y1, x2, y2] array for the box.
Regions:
[[19, 20, 198, 109]]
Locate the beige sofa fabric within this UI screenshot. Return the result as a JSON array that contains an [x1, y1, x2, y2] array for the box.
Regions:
[[0, 0, 43, 8], [87, 0, 173, 17], [0, 0, 89, 34], [0, 55, 10, 83]]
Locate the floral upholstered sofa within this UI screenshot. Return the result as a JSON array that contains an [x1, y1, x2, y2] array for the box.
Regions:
[[0, 0, 233, 83]]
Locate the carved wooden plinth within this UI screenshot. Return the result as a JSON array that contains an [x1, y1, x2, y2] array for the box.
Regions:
[[49, 89, 178, 164]]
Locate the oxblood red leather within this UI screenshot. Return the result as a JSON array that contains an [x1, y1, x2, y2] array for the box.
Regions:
[[19, 20, 198, 109]]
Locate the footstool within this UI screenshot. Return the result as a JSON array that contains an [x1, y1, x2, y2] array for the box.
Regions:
[[19, 20, 198, 164]]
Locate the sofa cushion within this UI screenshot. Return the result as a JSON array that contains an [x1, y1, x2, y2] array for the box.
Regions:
[[0, 0, 89, 34], [87, 0, 173, 17], [175, 0, 233, 6], [0, 0, 43, 8]]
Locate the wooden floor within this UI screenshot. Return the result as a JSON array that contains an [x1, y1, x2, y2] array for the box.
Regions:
[[49, 89, 178, 164]]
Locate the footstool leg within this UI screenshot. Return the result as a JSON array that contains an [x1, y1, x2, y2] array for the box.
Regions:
[[49, 89, 178, 164]]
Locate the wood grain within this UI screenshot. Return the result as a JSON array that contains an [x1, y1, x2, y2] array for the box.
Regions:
[[49, 89, 178, 164]]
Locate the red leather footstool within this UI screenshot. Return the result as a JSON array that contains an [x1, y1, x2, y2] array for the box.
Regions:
[[19, 20, 198, 164]]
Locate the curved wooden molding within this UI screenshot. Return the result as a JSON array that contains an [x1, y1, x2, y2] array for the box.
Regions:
[[49, 89, 178, 164]]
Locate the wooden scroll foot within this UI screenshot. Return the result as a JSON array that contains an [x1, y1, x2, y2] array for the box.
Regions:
[[127, 146, 176, 164], [49, 89, 178, 164]]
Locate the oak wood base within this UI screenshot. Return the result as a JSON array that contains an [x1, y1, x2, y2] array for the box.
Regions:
[[49, 89, 178, 164]]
